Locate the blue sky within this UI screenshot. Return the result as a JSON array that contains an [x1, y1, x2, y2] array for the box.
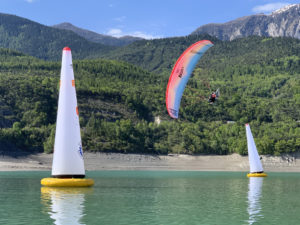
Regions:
[[2, 0, 299, 39]]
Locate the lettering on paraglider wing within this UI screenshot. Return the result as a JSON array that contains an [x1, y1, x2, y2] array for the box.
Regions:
[[178, 67, 184, 78], [168, 108, 178, 117]]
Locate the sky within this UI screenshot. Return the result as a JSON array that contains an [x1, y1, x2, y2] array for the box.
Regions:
[[1, 0, 299, 39]]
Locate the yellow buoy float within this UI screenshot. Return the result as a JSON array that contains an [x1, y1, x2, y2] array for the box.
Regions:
[[41, 47, 94, 187], [247, 173, 267, 178], [41, 178, 94, 187]]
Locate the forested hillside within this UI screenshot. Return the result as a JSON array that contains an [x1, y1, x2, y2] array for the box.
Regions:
[[0, 13, 114, 60], [102, 34, 220, 73], [0, 35, 299, 155]]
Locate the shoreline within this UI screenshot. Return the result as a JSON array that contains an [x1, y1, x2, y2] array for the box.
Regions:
[[0, 152, 299, 172]]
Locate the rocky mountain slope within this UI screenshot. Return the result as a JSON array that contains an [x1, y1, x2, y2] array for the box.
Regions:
[[191, 4, 300, 40]]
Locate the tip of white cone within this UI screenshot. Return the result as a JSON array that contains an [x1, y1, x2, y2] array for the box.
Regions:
[[63, 47, 71, 51], [245, 123, 249, 126]]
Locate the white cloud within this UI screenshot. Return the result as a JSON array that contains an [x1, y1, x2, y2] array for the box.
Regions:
[[106, 28, 162, 39], [129, 31, 162, 39], [107, 28, 123, 37], [252, 2, 291, 14]]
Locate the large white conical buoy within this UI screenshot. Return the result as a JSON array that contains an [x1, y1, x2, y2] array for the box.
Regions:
[[41, 47, 94, 187]]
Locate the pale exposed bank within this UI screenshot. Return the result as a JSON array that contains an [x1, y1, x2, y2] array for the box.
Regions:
[[0, 152, 299, 172]]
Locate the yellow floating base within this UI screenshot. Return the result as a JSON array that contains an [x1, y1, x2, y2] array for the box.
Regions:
[[41, 187, 93, 195], [41, 177, 94, 187], [247, 173, 267, 177]]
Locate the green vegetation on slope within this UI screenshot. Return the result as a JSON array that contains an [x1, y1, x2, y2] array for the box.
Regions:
[[0, 35, 299, 155], [0, 13, 115, 60], [103, 34, 220, 74]]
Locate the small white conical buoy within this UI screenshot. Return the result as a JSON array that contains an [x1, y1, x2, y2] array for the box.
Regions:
[[41, 47, 94, 187], [245, 124, 267, 177]]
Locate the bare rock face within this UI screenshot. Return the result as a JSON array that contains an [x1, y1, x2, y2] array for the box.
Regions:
[[191, 4, 300, 40]]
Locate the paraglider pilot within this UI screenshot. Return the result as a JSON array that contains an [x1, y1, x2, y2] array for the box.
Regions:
[[208, 88, 220, 103], [209, 92, 217, 103]]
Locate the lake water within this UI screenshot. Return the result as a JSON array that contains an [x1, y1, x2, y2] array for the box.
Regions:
[[0, 171, 299, 225]]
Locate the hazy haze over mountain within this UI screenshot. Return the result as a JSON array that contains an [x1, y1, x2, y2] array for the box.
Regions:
[[53, 22, 143, 46]]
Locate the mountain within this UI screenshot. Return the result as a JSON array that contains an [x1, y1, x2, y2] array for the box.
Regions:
[[0, 13, 115, 60], [191, 4, 300, 41], [1, 5, 299, 62], [53, 22, 143, 46]]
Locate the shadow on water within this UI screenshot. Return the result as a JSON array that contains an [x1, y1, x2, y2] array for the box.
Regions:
[[41, 187, 93, 225]]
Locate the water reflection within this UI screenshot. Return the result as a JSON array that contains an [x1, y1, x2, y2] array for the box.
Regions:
[[247, 177, 264, 225], [41, 187, 91, 225]]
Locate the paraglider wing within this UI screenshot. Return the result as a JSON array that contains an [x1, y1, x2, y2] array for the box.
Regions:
[[166, 40, 213, 119], [215, 88, 220, 98]]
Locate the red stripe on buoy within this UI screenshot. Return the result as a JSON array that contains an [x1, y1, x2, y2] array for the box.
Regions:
[[63, 47, 71, 51]]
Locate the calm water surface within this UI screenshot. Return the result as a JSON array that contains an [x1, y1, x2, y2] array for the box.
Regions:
[[0, 171, 299, 225]]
